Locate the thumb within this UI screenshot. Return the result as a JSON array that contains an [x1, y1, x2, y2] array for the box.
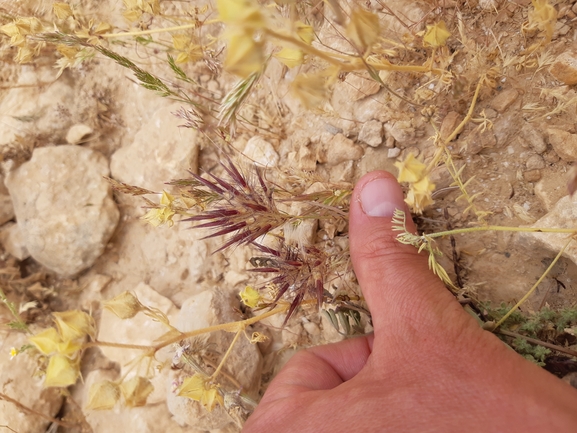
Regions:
[[349, 171, 460, 334]]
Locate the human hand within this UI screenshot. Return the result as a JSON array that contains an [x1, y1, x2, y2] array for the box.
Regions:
[[243, 171, 577, 432]]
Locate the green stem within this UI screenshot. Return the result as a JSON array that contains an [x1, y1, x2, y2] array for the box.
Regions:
[[492, 237, 573, 330]]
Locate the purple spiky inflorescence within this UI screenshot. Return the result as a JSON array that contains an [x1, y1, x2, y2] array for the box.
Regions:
[[249, 241, 328, 325], [181, 157, 289, 253]]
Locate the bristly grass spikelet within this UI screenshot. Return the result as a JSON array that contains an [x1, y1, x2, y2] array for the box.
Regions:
[[181, 156, 291, 253]]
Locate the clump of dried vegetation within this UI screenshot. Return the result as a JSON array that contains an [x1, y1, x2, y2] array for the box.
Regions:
[[2, 0, 577, 429]]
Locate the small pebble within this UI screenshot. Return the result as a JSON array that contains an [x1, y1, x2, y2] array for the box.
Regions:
[[388, 148, 401, 158]]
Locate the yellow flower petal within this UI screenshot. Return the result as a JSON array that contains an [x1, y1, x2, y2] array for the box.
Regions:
[[224, 30, 264, 78], [178, 374, 223, 411], [29, 328, 62, 355], [53, 3, 73, 20], [423, 21, 451, 48], [45, 354, 80, 387], [53, 310, 95, 341], [274, 47, 303, 68], [121, 376, 154, 407], [394, 153, 427, 183], [172, 34, 190, 51], [239, 286, 261, 308], [104, 291, 143, 319], [56, 339, 83, 357], [86, 380, 121, 410], [217, 0, 264, 28], [296, 22, 314, 45], [346, 8, 380, 52]]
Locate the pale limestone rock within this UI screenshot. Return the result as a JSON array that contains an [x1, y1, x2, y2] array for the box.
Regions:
[[523, 169, 541, 182], [493, 111, 522, 147], [66, 123, 94, 144], [358, 146, 397, 175], [284, 182, 324, 248], [526, 154, 546, 170], [520, 122, 547, 154], [358, 120, 383, 147], [0, 330, 62, 433], [5, 145, 119, 276], [110, 103, 199, 191], [99, 220, 209, 306], [535, 168, 569, 211], [490, 88, 519, 113], [0, 70, 75, 147], [243, 136, 279, 167], [343, 72, 381, 101], [0, 222, 29, 260], [384, 120, 415, 145], [0, 193, 14, 225], [167, 290, 262, 430], [547, 128, 577, 162], [461, 128, 497, 155], [323, 134, 363, 166], [549, 52, 577, 85], [518, 195, 577, 265], [387, 147, 401, 159], [98, 282, 179, 405]]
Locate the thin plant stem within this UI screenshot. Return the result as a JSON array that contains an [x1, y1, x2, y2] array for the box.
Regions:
[[263, 28, 443, 74], [492, 237, 574, 330], [497, 329, 577, 358], [426, 75, 485, 172], [210, 329, 243, 381], [100, 24, 196, 38], [427, 225, 577, 239], [83, 340, 154, 352], [86, 302, 300, 353], [152, 303, 292, 350]]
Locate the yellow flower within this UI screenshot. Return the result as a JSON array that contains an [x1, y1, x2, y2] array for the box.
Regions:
[[172, 34, 203, 64], [86, 380, 121, 410], [274, 47, 303, 68], [405, 177, 435, 214], [53, 3, 73, 20], [121, 376, 154, 407], [423, 21, 451, 48], [142, 191, 177, 227], [239, 286, 261, 308], [394, 153, 427, 183], [296, 22, 314, 45], [217, 0, 264, 29], [103, 291, 143, 319], [122, 0, 161, 22], [223, 29, 264, 78], [29, 328, 62, 355], [178, 374, 223, 411], [45, 354, 80, 387], [9, 347, 18, 359], [53, 310, 95, 341], [346, 8, 380, 52]]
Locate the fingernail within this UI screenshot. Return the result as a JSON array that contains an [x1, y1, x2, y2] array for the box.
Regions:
[[360, 177, 405, 217]]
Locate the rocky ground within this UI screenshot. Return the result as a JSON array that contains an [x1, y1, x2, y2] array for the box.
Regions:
[[2, 0, 577, 432]]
